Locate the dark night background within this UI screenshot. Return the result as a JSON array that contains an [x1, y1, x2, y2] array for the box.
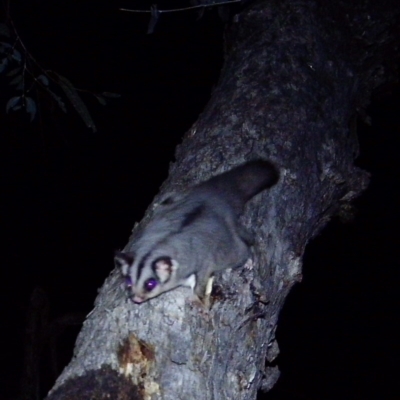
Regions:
[[1, 1, 399, 399]]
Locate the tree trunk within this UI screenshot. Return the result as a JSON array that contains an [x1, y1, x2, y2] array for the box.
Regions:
[[46, 0, 398, 399]]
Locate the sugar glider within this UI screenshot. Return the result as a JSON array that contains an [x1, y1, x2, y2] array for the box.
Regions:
[[115, 160, 278, 304]]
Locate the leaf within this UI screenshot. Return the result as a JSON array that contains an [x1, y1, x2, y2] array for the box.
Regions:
[[6, 67, 21, 77], [0, 41, 12, 53], [11, 49, 22, 63], [95, 95, 107, 106], [0, 57, 8, 73], [147, 4, 160, 34], [9, 74, 23, 86], [25, 97, 37, 121], [6, 96, 21, 113], [36, 74, 49, 86], [56, 73, 96, 131], [0, 23, 10, 37], [15, 81, 24, 91], [46, 87, 67, 113]]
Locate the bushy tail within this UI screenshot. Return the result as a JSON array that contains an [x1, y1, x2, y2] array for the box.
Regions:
[[233, 160, 279, 200], [204, 159, 279, 212]]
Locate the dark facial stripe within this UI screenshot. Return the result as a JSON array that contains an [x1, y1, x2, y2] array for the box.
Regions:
[[137, 252, 151, 282], [180, 204, 204, 229], [160, 195, 175, 205]]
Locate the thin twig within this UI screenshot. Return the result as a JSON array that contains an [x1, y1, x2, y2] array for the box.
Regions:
[[120, 0, 241, 14]]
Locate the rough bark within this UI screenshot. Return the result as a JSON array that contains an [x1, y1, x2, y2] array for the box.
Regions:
[[46, 0, 399, 399]]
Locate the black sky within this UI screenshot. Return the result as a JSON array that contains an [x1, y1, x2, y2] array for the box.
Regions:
[[1, 1, 399, 399]]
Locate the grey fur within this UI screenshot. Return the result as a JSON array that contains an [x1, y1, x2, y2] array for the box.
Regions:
[[115, 160, 278, 304]]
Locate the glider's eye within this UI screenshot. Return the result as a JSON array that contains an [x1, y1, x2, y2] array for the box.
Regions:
[[144, 278, 158, 292]]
